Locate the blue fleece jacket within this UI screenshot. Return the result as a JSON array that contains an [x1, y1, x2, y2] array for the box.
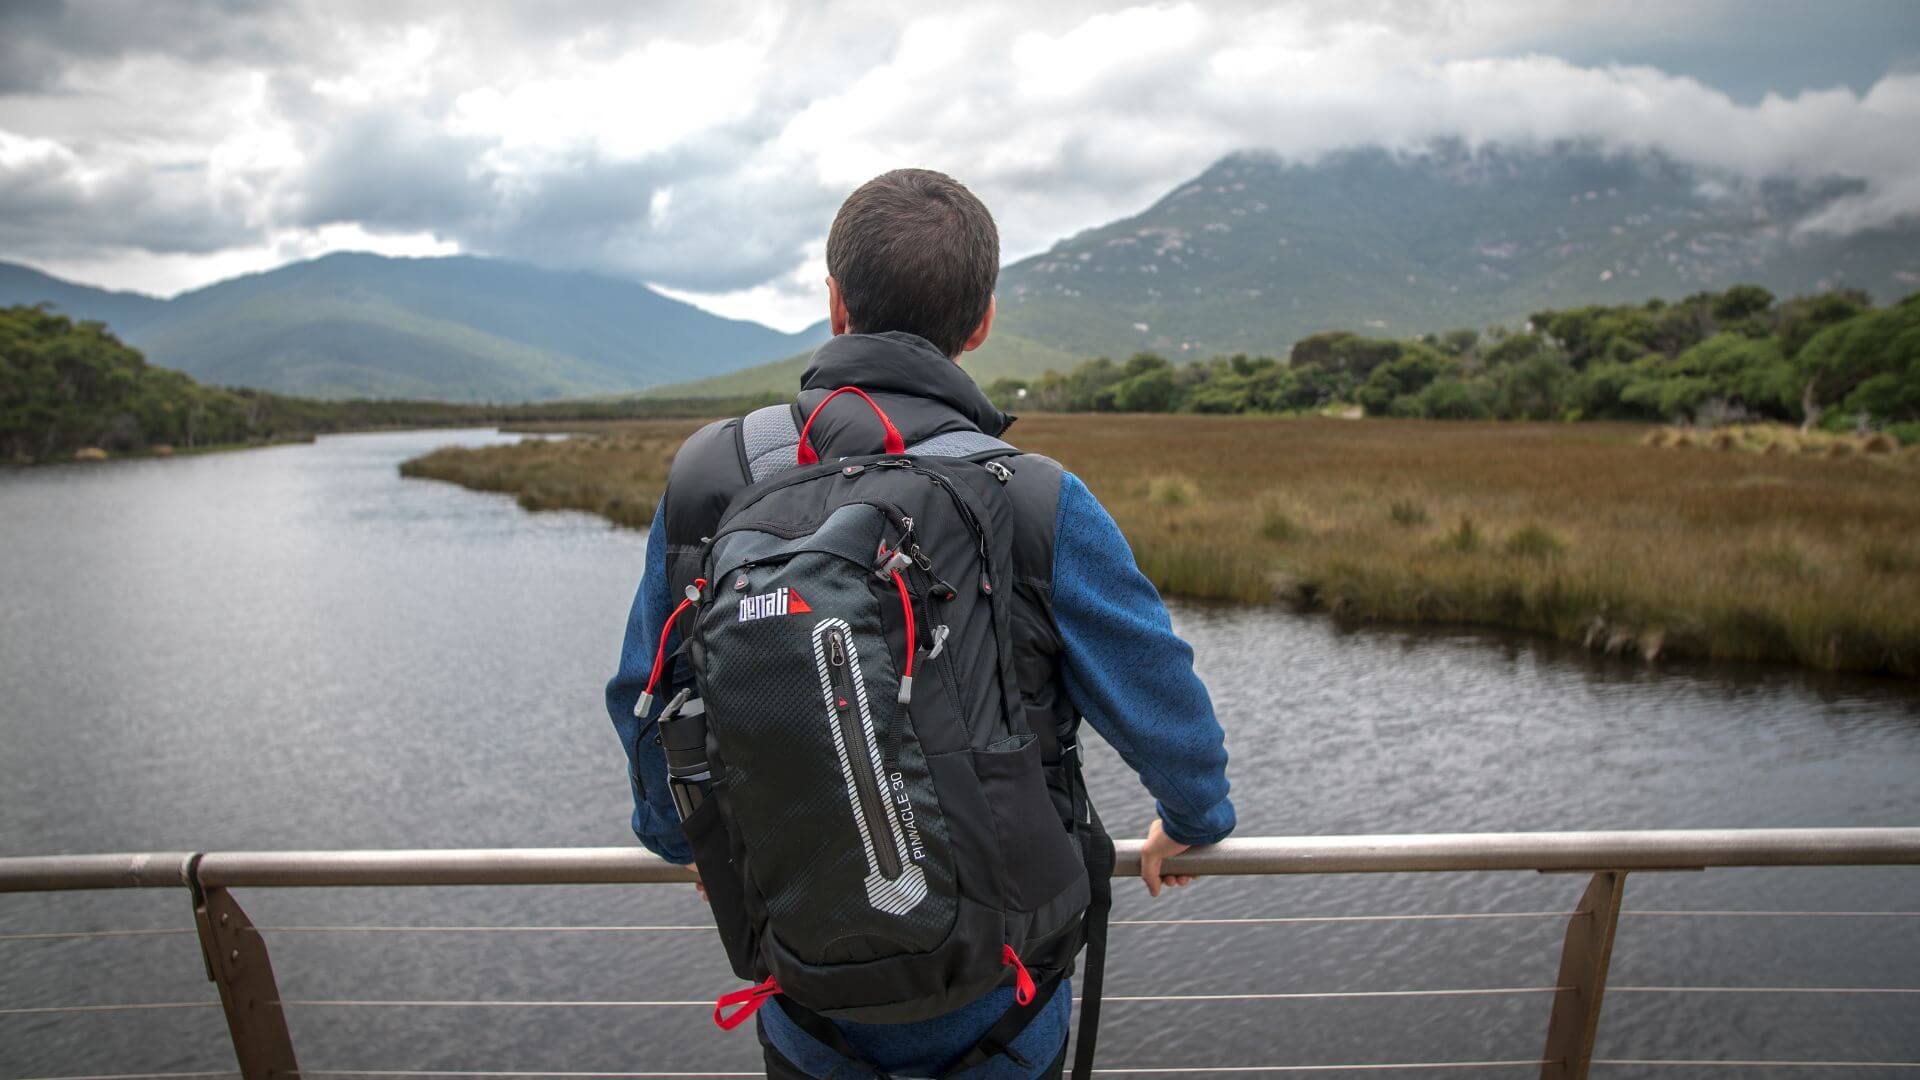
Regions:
[[606, 470, 1234, 1077]]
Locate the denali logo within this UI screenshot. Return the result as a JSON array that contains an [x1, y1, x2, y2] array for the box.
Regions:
[[737, 586, 812, 622]]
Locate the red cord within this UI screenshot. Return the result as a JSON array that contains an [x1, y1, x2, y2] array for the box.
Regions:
[[643, 578, 707, 701], [713, 974, 781, 1030], [890, 569, 915, 679], [1002, 945, 1035, 1005], [796, 386, 906, 465]]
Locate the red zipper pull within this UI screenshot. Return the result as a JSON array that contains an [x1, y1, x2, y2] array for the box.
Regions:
[[713, 974, 780, 1030], [892, 568, 916, 704], [1001, 944, 1035, 1005]]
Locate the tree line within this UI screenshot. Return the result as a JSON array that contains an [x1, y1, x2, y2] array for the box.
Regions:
[[1, 305, 776, 463], [984, 285, 1920, 442]]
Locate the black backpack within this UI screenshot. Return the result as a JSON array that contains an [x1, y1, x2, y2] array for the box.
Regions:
[[652, 387, 1110, 1077]]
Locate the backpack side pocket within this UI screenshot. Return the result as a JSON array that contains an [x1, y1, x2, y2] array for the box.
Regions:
[[681, 794, 757, 980]]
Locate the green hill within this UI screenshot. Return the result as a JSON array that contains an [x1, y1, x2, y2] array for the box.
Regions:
[[0, 254, 828, 402], [646, 328, 1081, 399]]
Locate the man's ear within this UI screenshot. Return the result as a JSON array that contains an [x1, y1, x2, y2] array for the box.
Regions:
[[827, 276, 850, 337], [958, 296, 995, 358]]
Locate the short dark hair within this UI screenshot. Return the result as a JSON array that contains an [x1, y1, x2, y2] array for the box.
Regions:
[[826, 169, 999, 356]]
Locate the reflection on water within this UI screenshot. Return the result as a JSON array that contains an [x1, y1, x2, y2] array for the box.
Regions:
[[2, 430, 1916, 1077]]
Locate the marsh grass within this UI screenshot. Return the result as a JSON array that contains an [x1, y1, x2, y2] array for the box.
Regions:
[[1146, 473, 1200, 506], [1646, 423, 1911, 460], [1014, 415, 1920, 677], [400, 420, 702, 530], [1389, 497, 1430, 527], [1504, 523, 1567, 560], [406, 415, 1920, 677], [1442, 516, 1482, 554]]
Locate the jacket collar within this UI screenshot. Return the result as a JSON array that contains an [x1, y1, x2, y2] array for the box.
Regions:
[[800, 331, 1013, 437]]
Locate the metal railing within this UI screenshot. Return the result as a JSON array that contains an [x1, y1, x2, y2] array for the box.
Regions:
[[3, 828, 1918, 1079]]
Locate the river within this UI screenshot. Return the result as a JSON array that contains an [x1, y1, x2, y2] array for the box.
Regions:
[[2, 430, 1916, 1078]]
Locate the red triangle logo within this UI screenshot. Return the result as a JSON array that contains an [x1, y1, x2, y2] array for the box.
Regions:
[[787, 589, 812, 614]]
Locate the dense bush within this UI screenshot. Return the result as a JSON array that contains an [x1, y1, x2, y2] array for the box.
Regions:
[[985, 286, 1919, 439], [1, 306, 256, 459]]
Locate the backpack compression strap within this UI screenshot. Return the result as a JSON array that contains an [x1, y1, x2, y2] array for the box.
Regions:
[[1067, 743, 1115, 1080]]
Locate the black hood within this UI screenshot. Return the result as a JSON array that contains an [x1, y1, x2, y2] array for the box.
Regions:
[[800, 332, 1013, 439]]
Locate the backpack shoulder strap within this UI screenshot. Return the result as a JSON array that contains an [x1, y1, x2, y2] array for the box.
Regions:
[[739, 403, 802, 483], [906, 428, 1016, 458]]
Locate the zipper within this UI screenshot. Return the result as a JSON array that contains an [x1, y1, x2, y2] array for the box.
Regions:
[[904, 464, 994, 591], [710, 497, 912, 545], [827, 626, 903, 881]]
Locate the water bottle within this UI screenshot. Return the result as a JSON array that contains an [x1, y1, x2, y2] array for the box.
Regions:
[[657, 690, 711, 823]]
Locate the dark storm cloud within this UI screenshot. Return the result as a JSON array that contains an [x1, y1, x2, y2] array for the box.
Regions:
[[0, 0, 307, 93], [290, 109, 494, 233]]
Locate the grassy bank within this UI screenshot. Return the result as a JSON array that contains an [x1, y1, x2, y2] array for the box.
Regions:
[[399, 420, 700, 529], [402, 415, 1920, 678]]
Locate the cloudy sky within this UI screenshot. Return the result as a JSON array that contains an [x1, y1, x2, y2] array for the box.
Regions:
[[3, 1, 1917, 330]]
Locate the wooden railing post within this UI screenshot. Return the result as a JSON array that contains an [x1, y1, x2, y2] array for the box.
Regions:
[[1539, 870, 1626, 1080], [191, 878, 300, 1078]]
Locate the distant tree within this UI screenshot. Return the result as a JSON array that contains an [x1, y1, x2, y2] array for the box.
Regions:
[[1439, 328, 1481, 356], [1412, 376, 1494, 420], [1288, 331, 1356, 370], [1357, 346, 1451, 416], [1798, 294, 1920, 426], [1109, 368, 1175, 412], [1489, 352, 1575, 420], [1778, 288, 1872, 358], [1711, 284, 1776, 325]]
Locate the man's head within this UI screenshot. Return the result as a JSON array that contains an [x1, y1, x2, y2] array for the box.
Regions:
[[825, 168, 998, 359]]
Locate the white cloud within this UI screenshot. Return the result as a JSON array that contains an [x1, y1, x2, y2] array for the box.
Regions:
[[1, 1, 1915, 319]]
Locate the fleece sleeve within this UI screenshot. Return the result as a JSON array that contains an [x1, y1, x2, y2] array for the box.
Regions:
[[1051, 471, 1236, 846], [604, 498, 695, 864]]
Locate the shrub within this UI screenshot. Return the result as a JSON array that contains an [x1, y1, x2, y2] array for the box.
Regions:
[[1743, 541, 1818, 581], [1442, 516, 1482, 553], [1505, 524, 1568, 559], [1861, 432, 1898, 454], [1863, 542, 1916, 575], [1257, 496, 1305, 542], [1389, 497, 1430, 527], [1146, 473, 1200, 506]]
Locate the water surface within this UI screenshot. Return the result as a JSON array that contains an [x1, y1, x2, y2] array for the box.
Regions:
[[2, 431, 1916, 1078]]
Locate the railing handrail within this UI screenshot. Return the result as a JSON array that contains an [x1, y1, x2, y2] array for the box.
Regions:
[[7, 827, 1920, 1080], [5, 827, 1918, 893]]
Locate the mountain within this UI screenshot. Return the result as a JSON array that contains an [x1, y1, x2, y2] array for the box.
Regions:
[[0, 262, 169, 335], [0, 254, 828, 401], [655, 142, 1920, 396]]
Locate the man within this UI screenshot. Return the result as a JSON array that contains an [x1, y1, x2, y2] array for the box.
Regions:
[[608, 168, 1233, 1078]]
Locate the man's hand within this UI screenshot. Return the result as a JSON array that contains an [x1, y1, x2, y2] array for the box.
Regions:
[[690, 864, 707, 902], [1139, 818, 1195, 897]]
